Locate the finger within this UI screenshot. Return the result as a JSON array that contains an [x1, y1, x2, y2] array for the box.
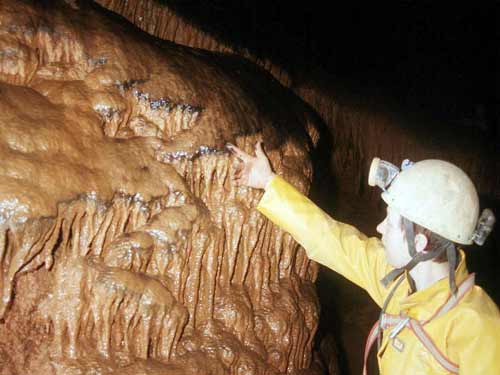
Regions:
[[234, 174, 247, 186], [233, 161, 244, 175], [255, 141, 266, 160], [226, 143, 250, 162], [233, 165, 247, 181], [234, 171, 248, 185], [234, 168, 243, 180]]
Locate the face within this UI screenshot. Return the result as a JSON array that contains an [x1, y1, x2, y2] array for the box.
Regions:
[[376, 206, 412, 268]]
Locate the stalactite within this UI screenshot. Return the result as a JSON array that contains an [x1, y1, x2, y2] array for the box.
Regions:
[[35, 193, 192, 361]]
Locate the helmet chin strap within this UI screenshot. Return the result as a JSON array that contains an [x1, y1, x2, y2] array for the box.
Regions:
[[405, 217, 417, 257], [380, 217, 458, 295], [446, 243, 458, 294]]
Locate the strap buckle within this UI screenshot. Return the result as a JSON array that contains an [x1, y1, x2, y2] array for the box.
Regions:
[[389, 316, 410, 339]]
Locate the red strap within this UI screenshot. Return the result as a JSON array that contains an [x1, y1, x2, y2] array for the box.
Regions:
[[362, 274, 475, 374], [362, 321, 380, 375], [424, 273, 475, 323], [409, 319, 459, 373]]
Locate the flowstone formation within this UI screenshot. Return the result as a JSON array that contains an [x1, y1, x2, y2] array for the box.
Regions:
[[0, 1, 323, 374]]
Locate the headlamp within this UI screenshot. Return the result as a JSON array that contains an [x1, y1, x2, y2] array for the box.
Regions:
[[368, 157, 400, 191]]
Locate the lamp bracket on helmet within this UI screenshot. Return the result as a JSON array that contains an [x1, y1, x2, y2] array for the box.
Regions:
[[401, 159, 414, 170]]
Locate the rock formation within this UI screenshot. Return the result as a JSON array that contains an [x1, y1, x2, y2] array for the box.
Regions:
[[0, 1, 323, 374]]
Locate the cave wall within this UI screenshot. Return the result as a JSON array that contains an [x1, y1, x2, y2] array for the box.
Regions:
[[0, 1, 326, 374]]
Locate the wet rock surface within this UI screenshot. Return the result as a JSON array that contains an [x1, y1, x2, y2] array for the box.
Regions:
[[0, 1, 324, 374]]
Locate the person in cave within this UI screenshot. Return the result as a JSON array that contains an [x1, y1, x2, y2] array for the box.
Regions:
[[227, 141, 500, 374]]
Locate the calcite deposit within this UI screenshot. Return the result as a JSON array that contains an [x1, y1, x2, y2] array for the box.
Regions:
[[0, 1, 322, 374]]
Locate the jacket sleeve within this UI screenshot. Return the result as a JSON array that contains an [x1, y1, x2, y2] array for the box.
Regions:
[[257, 175, 393, 307]]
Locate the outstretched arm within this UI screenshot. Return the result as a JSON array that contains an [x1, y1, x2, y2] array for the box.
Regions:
[[227, 142, 391, 307]]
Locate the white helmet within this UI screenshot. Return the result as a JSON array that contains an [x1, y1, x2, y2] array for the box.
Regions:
[[369, 158, 495, 246]]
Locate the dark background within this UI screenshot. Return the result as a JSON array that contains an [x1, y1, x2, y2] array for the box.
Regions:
[[164, 1, 498, 140]]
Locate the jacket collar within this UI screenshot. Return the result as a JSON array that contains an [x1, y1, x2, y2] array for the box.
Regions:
[[397, 250, 469, 320]]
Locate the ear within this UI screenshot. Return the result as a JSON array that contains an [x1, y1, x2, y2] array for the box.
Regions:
[[414, 233, 428, 253]]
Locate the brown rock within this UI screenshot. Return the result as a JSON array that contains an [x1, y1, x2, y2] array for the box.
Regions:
[[0, 1, 322, 374]]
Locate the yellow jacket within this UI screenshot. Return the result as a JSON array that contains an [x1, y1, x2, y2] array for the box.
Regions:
[[257, 176, 500, 375]]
